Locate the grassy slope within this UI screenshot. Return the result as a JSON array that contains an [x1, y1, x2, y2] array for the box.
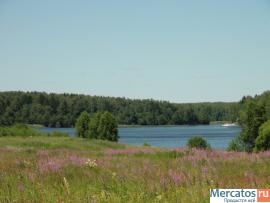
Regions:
[[0, 136, 270, 203]]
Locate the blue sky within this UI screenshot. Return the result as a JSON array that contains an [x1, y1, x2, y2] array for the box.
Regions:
[[0, 0, 269, 103]]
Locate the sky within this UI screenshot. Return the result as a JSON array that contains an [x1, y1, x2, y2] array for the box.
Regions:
[[0, 0, 269, 103]]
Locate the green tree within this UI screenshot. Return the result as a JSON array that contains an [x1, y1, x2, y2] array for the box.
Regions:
[[88, 111, 118, 141], [254, 120, 270, 152], [75, 111, 90, 138], [228, 91, 270, 152], [187, 136, 210, 149], [239, 101, 266, 152], [97, 112, 118, 141], [88, 112, 102, 139]]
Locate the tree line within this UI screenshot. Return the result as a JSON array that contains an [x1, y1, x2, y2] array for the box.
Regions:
[[0, 91, 240, 127]]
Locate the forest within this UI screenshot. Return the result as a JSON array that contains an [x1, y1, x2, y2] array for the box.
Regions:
[[0, 91, 240, 127]]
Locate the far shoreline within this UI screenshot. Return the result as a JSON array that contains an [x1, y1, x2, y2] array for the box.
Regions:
[[35, 122, 239, 129]]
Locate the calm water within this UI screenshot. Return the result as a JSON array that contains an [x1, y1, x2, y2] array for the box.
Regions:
[[39, 125, 241, 149]]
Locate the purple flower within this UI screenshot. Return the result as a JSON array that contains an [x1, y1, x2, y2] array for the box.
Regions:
[[38, 155, 94, 173], [106, 148, 155, 156], [168, 169, 185, 185]]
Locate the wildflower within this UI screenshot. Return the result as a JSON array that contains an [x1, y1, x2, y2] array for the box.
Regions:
[[38, 158, 64, 173], [23, 160, 31, 166], [172, 175, 183, 185], [63, 177, 70, 195], [168, 169, 185, 185], [112, 172, 116, 178], [69, 155, 88, 166], [106, 148, 155, 156], [85, 159, 98, 168], [160, 176, 168, 187], [202, 167, 209, 174], [17, 160, 32, 168], [28, 173, 35, 182], [156, 194, 162, 201]]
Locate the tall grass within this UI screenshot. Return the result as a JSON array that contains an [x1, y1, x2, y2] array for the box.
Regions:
[[0, 136, 269, 202]]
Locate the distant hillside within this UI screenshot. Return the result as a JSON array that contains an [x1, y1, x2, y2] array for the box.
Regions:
[[0, 91, 240, 127]]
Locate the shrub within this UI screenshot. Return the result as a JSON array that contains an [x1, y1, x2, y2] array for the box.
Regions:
[[0, 124, 43, 137], [187, 136, 210, 149], [143, 143, 151, 147], [227, 136, 246, 151], [0, 124, 69, 137], [254, 120, 270, 152]]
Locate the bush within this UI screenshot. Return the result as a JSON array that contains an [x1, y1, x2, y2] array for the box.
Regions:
[[0, 124, 43, 137], [227, 136, 246, 151], [143, 143, 151, 147], [0, 124, 69, 138], [254, 120, 270, 152], [187, 136, 210, 149]]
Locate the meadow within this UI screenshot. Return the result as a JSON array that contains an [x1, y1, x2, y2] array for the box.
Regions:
[[0, 136, 270, 203]]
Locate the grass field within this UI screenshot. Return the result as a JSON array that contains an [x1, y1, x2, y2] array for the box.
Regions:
[[0, 136, 269, 203]]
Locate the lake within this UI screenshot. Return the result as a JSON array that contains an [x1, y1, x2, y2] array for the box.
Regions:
[[39, 124, 241, 149]]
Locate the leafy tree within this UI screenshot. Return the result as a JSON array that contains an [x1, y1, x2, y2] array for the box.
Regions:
[[88, 111, 118, 141], [88, 112, 102, 139], [98, 112, 118, 141], [75, 111, 90, 138], [187, 136, 210, 149], [239, 100, 266, 152], [254, 120, 270, 152], [89, 111, 118, 141], [228, 91, 270, 152]]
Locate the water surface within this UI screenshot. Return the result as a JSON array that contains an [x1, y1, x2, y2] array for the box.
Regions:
[[39, 125, 241, 149]]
